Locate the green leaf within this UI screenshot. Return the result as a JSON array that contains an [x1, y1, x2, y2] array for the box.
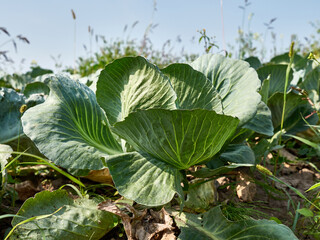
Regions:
[[24, 82, 50, 107], [306, 182, 320, 192], [96, 56, 176, 125], [29, 66, 53, 78], [257, 64, 293, 98], [1, 67, 52, 92], [245, 56, 261, 70], [218, 144, 255, 164], [299, 67, 320, 93], [113, 109, 239, 170], [259, 78, 270, 104], [269, 217, 282, 224], [24, 82, 50, 99], [0, 88, 25, 143], [267, 92, 319, 135], [21, 75, 122, 176], [243, 101, 274, 136], [190, 54, 261, 126], [172, 206, 298, 240], [270, 52, 303, 66], [286, 134, 320, 156], [10, 190, 118, 240], [297, 208, 314, 217], [107, 151, 183, 206], [161, 63, 222, 113], [206, 143, 255, 169]]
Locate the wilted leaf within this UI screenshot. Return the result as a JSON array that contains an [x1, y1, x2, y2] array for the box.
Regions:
[[236, 170, 256, 202]]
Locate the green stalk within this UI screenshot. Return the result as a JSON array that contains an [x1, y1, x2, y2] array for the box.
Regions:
[[280, 42, 295, 133], [4, 206, 64, 240], [1, 151, 85, 187], [274, 42, 295, 175]]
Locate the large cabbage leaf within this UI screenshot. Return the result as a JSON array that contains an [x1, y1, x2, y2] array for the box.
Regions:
[[172, 206, 298, 240], [96, 56, 177, 125], [244, 56, 261, 70], [21, 75, 122, 175], [257, 64, 293, 98], [242, 101, 274, 136], [161, 63, 222, 113], [108, 108, 238, 206], [10, 190, 118, 239], [299, 67, 320, 93], [190, 54, 261, 126], [107, 151, 183, 206], [206, 143, 255, 169], [112, 109, 239, 170]]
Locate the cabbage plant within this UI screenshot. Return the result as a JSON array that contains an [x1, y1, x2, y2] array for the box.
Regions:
[[21, 54, 271, 206]]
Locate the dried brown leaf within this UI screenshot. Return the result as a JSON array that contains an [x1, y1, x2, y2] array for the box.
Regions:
[[84, 168, 113, 183], [98, 201, 176, 240], [236, 170, 256, 202]]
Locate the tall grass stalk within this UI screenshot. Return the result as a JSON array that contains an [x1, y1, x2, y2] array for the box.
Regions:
[[71, 9, 77, 74], [4, 206, 64, 240], [274, 42, 295, 175], [1, 151, 85, 187]]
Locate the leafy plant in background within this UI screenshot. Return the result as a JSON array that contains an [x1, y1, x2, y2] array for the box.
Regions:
[[198, 29, 219, 54], [0, 66, 52, 144], [245, 46, 320, 238], [301, 21, 320, 57], [251, 53, 319, 138], [69, 20, 196, 77]]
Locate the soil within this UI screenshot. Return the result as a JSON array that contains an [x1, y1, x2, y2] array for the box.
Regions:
[[216, 156, 320, 240]]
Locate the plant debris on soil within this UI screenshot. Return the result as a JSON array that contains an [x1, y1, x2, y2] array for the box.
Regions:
[[1, 147, 319, 239]]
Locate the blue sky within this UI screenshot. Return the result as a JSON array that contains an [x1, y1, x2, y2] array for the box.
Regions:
[[1, 0, 320, 72]]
